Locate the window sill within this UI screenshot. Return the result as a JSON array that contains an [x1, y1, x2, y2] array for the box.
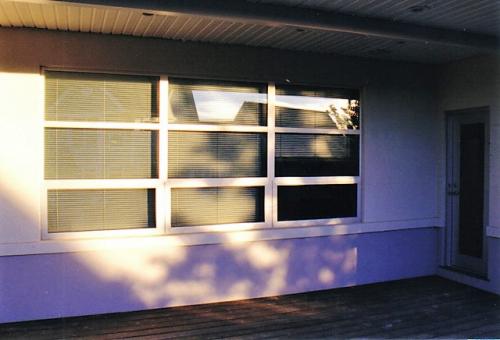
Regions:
[[0, 218, 440, 257]]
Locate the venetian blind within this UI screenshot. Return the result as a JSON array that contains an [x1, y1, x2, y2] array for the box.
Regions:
[[45, 71, 158, 122], [48, 189, 156, 232], [45, 129, 158, 179], [168, 131, 267, 178], [275, 134, 359, 177], [171, 187, 264, 227], [169, 78, 267, 125]]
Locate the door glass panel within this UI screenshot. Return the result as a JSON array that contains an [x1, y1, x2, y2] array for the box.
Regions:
[[458, 123, 485, 258]]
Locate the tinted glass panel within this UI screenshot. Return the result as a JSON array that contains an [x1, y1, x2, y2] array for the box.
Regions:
[[276, 85, 359, 129], [169, 78, 267, 125], [45, 128, 158, 179], [278, 184, 357, 221], [276, 134, 359, 177], [459, 123, 485, 258], [45, 71, 158, 122], [171, 187, 264, 227], [168, 131, 266, 178], [48, 189, 156, 232]]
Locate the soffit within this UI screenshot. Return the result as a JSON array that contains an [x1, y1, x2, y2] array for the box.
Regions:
[[0, 0, 497, 64], [249, 0, 500, 36]]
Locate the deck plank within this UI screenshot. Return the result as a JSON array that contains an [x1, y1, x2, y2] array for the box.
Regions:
[[0, 276, 498, 339]]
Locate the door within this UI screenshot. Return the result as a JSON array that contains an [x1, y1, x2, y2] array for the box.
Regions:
[[446, 109, 489, 276]]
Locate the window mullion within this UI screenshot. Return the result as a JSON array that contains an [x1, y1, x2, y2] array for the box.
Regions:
[[267, 82, 275, 227], [44, 121, 161, 130], [159, 76, 170, 231], [167, 124, 267, 133], [274, 127, 360, 135]]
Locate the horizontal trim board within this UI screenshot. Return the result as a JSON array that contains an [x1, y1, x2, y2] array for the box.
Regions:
[[0, 218, 440, 256], [44, 225, 164, 240], [274, 217, 360, 228]]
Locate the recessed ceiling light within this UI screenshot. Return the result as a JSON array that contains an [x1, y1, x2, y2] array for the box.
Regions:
[[408, 4, 432, 13]]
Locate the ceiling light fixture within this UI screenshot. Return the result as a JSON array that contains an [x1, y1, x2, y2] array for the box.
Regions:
[[408, 4, 432, 13]]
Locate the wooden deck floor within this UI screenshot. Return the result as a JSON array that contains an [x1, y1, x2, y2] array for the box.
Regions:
[[1, 276, 499, 339]]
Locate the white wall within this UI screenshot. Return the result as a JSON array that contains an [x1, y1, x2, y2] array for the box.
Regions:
[[363, 84, 438, 222], [0, 27, 442, 322], [0, 27, 440, 251], [0, 73, 43, 243]]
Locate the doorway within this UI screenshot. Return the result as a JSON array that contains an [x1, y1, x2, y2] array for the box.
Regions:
[[446, 108, 489, 276]]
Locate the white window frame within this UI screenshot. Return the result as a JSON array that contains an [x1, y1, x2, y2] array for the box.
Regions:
[[271, 83, 361, 228], [41, 69, 165, 240], [41, 71, 361, 239], [164, 78, 269, 234]]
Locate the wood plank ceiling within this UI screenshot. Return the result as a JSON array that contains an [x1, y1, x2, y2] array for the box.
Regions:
[[0, 0, 498, 64]]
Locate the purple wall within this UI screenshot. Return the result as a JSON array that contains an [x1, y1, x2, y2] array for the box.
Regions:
[[0, 228, 438, 323]]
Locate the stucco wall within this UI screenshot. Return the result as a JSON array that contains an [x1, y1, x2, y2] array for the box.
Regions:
[[0, 27, 440, 322], [1, 229, 437, 323], [436, 55, 500, 294]]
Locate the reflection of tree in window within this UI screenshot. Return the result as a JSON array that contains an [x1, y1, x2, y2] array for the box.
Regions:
[[328, 99, 359, 130]]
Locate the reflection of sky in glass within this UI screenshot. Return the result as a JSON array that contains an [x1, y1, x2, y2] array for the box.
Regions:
[[275, 95, 349, 112], [192, 91, 267, 122], [192, 90, 353, 127]]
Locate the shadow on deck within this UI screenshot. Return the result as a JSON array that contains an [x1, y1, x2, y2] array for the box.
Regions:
[[1, 276, 499, 339]]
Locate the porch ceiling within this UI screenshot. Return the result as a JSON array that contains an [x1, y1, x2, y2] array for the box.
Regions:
[[0, 0, 499, 64]]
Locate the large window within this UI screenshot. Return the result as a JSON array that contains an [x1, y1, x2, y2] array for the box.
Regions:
[[43, 71, 360, 237]]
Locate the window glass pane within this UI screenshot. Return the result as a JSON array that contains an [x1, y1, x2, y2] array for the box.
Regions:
[[169, 78, 267, 125], [45, 128, 158, 179], [276, 85, 359, 129], [168, 131, 266, 178], [278, 184, 357, 221], [45, 71, 158, 123], [48, 189, 156, 232], [276, 134, 359, 177], [171, 187, 264, 227]]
